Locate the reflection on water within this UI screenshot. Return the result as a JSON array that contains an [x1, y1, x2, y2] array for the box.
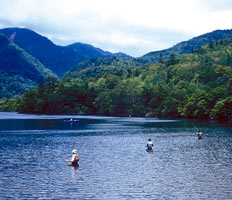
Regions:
[[0, 112, 232, 199]]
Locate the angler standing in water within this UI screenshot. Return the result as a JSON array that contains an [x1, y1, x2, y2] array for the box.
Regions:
[[197, 131, 203, 139], [146, 139, 153, 152], [66, 149, 79, 167], [192, 122, 203, 140]]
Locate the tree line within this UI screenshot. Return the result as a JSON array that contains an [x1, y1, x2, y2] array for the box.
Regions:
[[1, 39, 232, 120]]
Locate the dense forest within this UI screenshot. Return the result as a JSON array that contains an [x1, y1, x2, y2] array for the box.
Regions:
[[142, 29, 232, 62], [0, 33, 56, 98], [1, 39, 232, 120], [1, 28, 232, 99]]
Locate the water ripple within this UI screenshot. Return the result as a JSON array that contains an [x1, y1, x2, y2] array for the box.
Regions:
[[0, 113, 232, 199]]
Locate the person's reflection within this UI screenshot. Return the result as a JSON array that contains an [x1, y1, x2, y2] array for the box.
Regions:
[[72, 164, 79, 175], [73, 164, 79, 170], [66, 163, 79, 176]]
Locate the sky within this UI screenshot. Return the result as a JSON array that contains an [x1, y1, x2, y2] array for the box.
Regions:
[[0, 0, 232, 57]]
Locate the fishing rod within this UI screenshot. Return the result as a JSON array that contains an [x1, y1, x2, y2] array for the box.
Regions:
[[191, 121, 203, 139], [191, 122, 199, 132]]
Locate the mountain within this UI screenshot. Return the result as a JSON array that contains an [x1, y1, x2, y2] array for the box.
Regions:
[[3, 38, 231, 119], [63, 56, 148, 81], [66, 43, 114, 58], [64, 29, 232, 81], [0, 28, 131, 76], [0, 33, 56, 98], [142, 29, 232, 62]]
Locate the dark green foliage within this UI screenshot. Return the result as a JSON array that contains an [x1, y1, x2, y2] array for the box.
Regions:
[[63, 56, 148, 81], [0, 73, 36, 98], [142, 29, 232, 63], [1, 39, 232, 120], [0, 34, 56, 98], [166, 52, 178, 66]]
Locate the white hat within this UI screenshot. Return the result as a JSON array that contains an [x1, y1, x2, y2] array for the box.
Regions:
[[72, 149, 77, 153]]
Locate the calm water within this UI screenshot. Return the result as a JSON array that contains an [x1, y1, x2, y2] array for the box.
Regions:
[[0, 112, 232, 200]]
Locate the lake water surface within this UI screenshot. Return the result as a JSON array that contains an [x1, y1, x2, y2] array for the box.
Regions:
[[0, 112, 232, 199]]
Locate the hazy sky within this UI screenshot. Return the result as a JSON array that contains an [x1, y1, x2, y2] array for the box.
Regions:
[[0, 0, 232, 57]]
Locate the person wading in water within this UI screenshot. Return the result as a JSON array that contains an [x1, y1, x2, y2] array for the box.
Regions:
[[66, 149, 79, 167], [197, 131, 203, 139], [146, 139, 153, 152]]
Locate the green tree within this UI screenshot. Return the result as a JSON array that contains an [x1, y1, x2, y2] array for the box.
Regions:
[[211, 97, 232, 119]]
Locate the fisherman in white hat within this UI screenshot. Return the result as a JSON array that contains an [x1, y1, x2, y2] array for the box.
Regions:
[[66, 149, 79, 166], [197, 131, 203, 139]]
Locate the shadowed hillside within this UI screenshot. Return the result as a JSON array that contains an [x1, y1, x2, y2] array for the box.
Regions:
[[0, 28, 130, 76], [142, 29, 232, 63], [0, 34, 56, 98]]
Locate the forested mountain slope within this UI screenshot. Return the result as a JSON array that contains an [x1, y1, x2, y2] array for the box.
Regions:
[[1, 38, 231, 119], [142, 29, 232, 63], [63, 56, 148, 81], [0, 34, 55, 98], [0, 28, 130, 76]]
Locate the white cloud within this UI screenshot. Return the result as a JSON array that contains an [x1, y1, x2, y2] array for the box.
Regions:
[[0, 0, 232, 56]]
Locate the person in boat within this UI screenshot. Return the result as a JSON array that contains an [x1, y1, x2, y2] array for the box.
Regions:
[[146, 139, 153, 151], [197, 131, 203, 139], [66, 149, 79, 166]]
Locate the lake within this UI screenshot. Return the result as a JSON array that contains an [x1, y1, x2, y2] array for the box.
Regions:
[[0, 112, 232, 199]]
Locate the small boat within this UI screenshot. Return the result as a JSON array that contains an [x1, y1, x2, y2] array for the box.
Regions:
[[64, 119, 80, 123]]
